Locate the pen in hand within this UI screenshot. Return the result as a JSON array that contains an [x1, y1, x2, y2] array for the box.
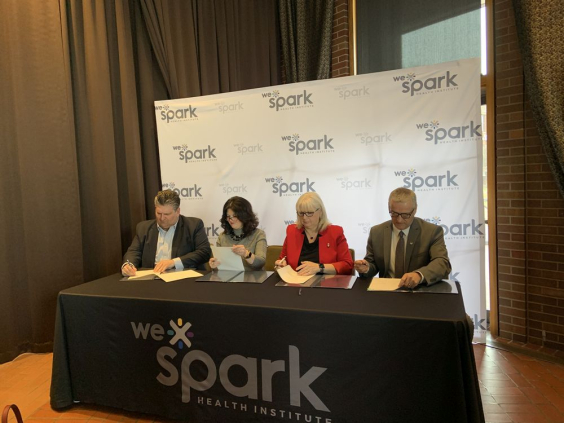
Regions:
[[123, 260, 137, 276], [275, 256, 287, 269]]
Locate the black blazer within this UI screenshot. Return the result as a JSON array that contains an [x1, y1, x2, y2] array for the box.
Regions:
[[123, 216, 211, 270]]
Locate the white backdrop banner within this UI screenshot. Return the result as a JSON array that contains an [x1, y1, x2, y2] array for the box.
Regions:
[[155, 58, 486, 340]]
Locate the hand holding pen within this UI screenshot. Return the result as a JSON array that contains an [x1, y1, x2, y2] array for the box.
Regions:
[[122, 260, 137, 276], [274, 256, 287, 269]]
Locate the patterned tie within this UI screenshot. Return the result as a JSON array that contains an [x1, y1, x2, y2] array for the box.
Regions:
[[395, 231, 405, 278]]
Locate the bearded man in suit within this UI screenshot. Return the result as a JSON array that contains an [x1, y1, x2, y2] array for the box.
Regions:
[[354, 187, 451, 289]]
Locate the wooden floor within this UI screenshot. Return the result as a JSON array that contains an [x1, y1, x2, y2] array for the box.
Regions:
[[3, 344, 564, 422]]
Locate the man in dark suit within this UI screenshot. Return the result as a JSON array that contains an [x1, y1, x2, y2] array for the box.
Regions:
[[121, 190, 211, 275], [354, 187, 451, 289]]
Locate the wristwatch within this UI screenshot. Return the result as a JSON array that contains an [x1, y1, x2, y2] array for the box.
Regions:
[[319, 263, 325, 274], [245, 250, 252, 259]]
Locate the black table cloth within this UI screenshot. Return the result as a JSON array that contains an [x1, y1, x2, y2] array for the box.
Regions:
[[50, 273, 484, 423]]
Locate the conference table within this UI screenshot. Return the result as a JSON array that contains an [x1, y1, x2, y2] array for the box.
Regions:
[[50, 271, 484, 423]]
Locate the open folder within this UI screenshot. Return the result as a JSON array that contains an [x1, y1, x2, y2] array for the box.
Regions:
[[367, 278, 458, 294], [276, 265, 315, 285], [123, 269, 202, 283]]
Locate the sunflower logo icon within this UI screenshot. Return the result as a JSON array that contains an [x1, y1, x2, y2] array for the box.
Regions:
[[407, 169, 416, 178], [272, 90, 280, 98], [430, 120, 440, 129], [406, 73, 416, 81]]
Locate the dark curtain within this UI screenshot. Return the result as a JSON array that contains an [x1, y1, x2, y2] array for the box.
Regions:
[[61, 0, 162, 284], [0, 0, 281, 364], [140, 0, 280, 98], [0, 0, 85, 363], [279, 0, 334, 83], [513, 0, 564, 197]]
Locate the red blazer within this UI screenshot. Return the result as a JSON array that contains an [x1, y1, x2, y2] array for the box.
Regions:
[[279, 224, 353, 275]]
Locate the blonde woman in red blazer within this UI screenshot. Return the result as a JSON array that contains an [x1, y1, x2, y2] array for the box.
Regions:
[[275, 192, 353, 275]]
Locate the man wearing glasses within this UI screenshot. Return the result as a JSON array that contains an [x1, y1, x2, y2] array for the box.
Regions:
[[354, 187, 451, 289], [121, 189, 211, 276]]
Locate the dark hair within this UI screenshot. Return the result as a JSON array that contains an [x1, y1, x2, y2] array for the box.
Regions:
[[155, 189, 180, 210], [220, 197, 259, 237]]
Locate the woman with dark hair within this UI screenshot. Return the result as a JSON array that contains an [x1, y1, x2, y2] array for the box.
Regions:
[[209, 197, 267, 270]]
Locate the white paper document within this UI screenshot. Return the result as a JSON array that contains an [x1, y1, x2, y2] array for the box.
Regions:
[[368, 278, 402, 291], [127, 270, 158, 280], [211, 246, 245, 271], [276, 265, 314, 285], [158, 269, 202, 283]]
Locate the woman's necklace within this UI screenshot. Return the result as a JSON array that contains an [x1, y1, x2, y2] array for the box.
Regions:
[[230, 232, 245, 241], [305, 230, 317, 241]]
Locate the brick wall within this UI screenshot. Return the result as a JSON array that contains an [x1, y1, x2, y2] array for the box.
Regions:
[[495, 0, 564, 350], [331, 0, 350, 78]]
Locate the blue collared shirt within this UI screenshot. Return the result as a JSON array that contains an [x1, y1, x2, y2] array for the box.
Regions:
[[155, 220, 184, 270]]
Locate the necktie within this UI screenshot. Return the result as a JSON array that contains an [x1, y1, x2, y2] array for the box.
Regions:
[[395, 231, 405, 278]]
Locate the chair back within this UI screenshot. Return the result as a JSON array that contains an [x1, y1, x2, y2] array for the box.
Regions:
[[348, 248, 355, 275], [265, 245, 283, 271]]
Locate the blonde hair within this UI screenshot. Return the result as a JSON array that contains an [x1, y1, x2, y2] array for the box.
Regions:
[[388, 187, 417, 208], [295, 192, 330, 233]]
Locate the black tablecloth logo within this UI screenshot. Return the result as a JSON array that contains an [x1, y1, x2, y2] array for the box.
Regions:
[[131, 319, 331, 416]]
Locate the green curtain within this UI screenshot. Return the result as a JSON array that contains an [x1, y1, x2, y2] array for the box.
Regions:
[[514, 0, 564, 197], [279, 0, 334, 82]]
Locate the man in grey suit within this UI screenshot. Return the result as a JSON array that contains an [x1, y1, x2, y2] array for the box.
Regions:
[[354, 187, 451, 289], [121, 190, 211, 276]]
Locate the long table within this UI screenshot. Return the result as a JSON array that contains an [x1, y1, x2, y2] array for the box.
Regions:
[[50, 272, 484, 423]]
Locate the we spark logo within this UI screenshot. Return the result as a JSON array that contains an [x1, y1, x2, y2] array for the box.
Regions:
[[337, 85, 370, 100], [425, 216, 485, 239], [262, 90, 314, 111], [205, 223, 221, 238], [219, 182, 248, 196], [264, 176, 316, 197], [130, 318, 331, 415], [394, 168, 459, 191], [357, 131, 392, 145], [393, 71, 459, 96], [217, 101, 244, 114], [172, 144, 217, 162], [337, 177, 372, 190], [233, 143, 263, 155], [280, 133, 334, 155], [156, 104, 198, 123], [358, 222, 371, 235], [416, 120, 482, 144], [162, 182, 203, 200], [131, 318, 193, 350]]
